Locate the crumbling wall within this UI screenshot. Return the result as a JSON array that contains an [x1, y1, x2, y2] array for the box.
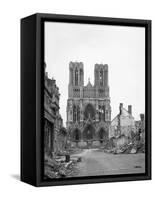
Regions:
[[114, 135, 129, 147]]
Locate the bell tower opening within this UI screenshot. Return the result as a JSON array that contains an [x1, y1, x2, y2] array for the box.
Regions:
[[75, 68, 78, 86], [99, 69, 104, 86]]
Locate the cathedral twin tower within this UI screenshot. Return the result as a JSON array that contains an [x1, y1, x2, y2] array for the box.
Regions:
[[66, 61, 111, 148]]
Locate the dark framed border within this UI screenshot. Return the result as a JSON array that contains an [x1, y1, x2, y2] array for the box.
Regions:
[[21, 13, 151, 187]]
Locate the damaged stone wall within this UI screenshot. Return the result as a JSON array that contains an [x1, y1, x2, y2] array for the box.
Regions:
[[44, 63, 67, 158], [110, 103, 135, 140]]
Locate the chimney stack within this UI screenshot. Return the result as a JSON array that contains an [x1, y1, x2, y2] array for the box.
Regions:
[[128, 105, 132, 115], [119, 103, 123, 114]]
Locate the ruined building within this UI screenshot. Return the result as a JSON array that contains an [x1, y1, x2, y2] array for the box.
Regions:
[[135, 114, 145, 143], [110, 103, 135, 146], [66, 61, 111, 148], [44, 64, 67, 158]]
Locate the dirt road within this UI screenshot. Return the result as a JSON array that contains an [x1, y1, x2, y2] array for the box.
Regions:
[[72, 149, 145, 177]]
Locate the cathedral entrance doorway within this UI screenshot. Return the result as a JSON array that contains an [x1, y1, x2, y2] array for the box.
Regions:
[[98, 128, 108, 144], [83, 124, 95, 146], [73, 128, 81, 142]]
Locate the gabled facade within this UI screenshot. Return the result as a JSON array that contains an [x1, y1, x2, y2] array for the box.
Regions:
[[110, 103, 135, 139]]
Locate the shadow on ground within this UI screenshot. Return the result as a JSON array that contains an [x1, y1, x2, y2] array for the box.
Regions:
[[11, 174, 20, 181]]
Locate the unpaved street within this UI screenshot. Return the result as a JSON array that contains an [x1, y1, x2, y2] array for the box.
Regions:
[[71, 149, 145, 177]]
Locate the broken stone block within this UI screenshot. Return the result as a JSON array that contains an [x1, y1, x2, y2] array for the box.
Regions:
[[130, 148, 137, 154]]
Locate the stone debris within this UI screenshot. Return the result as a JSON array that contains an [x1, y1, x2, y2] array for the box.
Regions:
[[109, 141, 145, 154], [103, 130, 145, 155], [44, 156, 79, 179], [104, 137, 115, 150], [130, 148, 137, 154]]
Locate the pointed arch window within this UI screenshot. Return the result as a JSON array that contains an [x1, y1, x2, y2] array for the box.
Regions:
[[75, 68, 78, 86], [77, 106, 80, 122], [73, 105, 80, 122], [84, 104, 95, 120], [99, 105, 105, 121]]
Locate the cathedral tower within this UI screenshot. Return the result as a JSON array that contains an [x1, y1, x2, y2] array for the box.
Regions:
[[68, 61, 84, 98], [94, 64, 109, 98]]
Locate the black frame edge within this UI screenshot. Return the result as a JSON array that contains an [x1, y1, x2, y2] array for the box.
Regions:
[[145, 20, 152, 180], [20, 14, 38, 186]]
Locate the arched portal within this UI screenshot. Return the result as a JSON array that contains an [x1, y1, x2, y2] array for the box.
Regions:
[[73, 128, 81, 142], [83, 124, 95, 141], [84, 104, 95, 120], [98, 128, 108, 143]]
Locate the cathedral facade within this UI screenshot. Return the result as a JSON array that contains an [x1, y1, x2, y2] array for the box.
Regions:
[[66, 61, 111, 148]]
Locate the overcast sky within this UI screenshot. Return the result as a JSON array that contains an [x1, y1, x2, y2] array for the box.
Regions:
[[45, 22, 145, 125]]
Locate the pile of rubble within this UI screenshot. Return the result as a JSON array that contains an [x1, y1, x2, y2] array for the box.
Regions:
[[107, 141, 145, 154], [44, 155, 80, 179], [104, 137, 116, 150]]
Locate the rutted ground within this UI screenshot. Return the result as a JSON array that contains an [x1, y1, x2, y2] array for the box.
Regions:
[[71, 149, 145, 177]]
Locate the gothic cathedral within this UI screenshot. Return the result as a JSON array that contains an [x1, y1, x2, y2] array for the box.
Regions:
[[66, 61, 111, 148]]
